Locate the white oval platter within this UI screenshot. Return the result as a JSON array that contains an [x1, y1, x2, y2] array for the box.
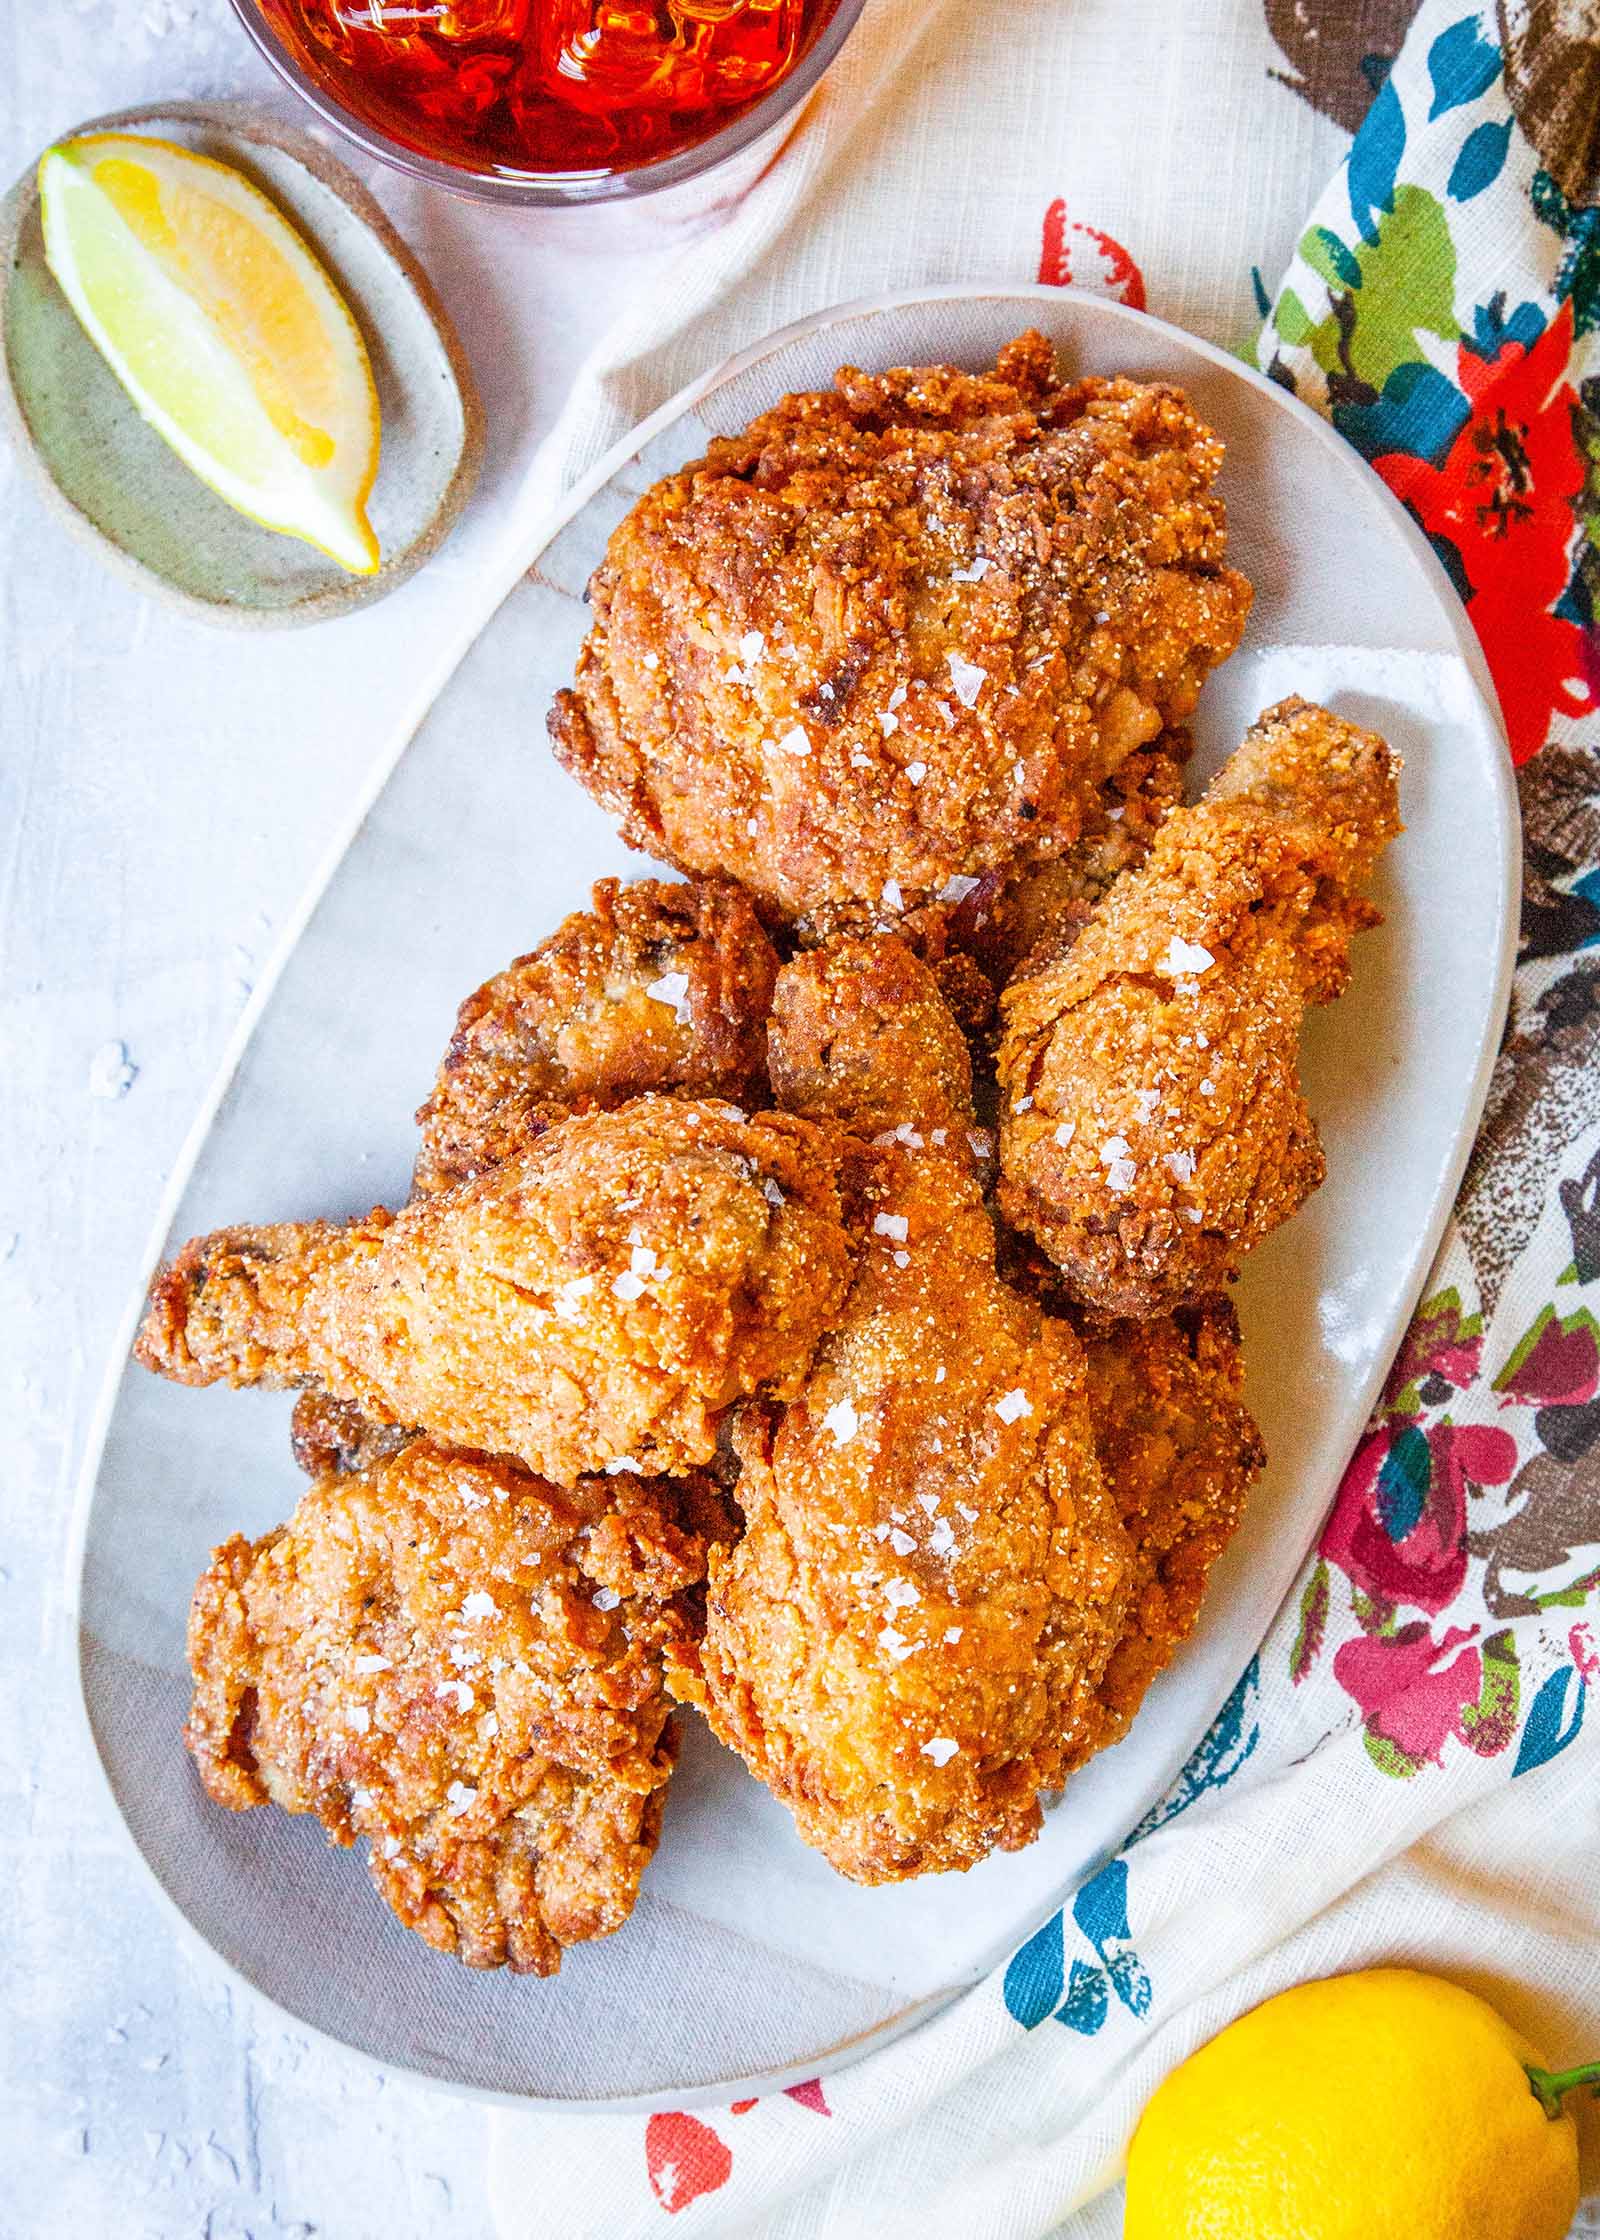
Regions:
[[69, 284, 1518, 2109]]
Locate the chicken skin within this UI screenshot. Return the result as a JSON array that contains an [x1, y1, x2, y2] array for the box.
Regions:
[[414, 877, 780, 1196], [137, 1097, 855, 1483], [677, 939, 1133, 1882], [549, 332, 1251, 935], [186, 1440, 732, 1973], [998, 697, 1402, 1316]]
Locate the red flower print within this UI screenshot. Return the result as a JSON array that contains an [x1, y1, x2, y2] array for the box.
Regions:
[[1321, 1420, 1518, 1615], [1494, 1305, 1600, 1409], [1373, 300, 1595, 763], [1038, 201, 1147, 309], [1334, 1622, 1483, 1764], [646, 2113, 733, 2213]]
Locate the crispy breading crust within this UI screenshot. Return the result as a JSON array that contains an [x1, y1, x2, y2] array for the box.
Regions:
[[413, 878, 779, 1196], [678, 1143, 1133, 1882], [185, 1442, 731, 1973], [1078, 1296, 1266, 1742], [137, 1098, 856, 1482], [998, 697, 1402, 1315], [550, 332, 1251, 932], [766, 934, 980, 1160]]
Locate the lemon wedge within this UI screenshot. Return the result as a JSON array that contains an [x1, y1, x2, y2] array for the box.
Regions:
[[39, 133, 381, 576]]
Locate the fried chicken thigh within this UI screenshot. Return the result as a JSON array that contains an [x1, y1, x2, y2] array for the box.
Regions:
[[186, 1440, 731, 1973], [679, 939, 1133, 1881], [414, 877, 779, 1195], [137, 1097, 855, 1482], [550, 332, 1251, 934], [998, 697, 1402, 1315]]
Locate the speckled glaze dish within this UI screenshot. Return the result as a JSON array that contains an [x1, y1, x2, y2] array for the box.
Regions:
[[70, 287, 1518, 2108], [0, 102, 484, 627]]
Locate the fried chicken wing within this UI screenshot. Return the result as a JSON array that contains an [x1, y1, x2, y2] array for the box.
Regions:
[[550, 333, 1251, 934], [137, 1097, 855, 1482], [414, 877, 780, 1195], [186, 1441, 729, 1973], [998, 697, 1402, 1315], [676, 941, 1132, 1881]]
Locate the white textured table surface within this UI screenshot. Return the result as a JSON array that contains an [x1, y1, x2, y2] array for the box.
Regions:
[[1, 7, 674, 2230]]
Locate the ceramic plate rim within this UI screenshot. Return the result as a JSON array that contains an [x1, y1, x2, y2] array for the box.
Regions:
[[66, 282, 1521, 2110]]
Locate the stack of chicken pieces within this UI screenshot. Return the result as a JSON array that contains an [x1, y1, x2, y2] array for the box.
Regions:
[[136, 333, 1402, 1977]]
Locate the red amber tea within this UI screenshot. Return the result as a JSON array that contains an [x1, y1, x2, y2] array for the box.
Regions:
[[250, 0, 844, 178]]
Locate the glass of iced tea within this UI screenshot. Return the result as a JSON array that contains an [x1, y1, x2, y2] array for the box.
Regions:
[[230, 0, 865, 205]]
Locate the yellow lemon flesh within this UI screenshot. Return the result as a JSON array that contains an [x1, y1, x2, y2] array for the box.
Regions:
[[39, 133, 380, 575], [1125, 1968, 1583, 2240]]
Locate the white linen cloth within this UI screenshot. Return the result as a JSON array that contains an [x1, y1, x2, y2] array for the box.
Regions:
[[459, 1, 1600, 2229]]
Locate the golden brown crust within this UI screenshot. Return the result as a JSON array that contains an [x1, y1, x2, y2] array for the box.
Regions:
[[138, 1098, 857, 1482], [767, 934, 980, 1160], [184, 1442, 721, 1972], [998, 697, 1402, 1315], [550, 333, 1251, 932], [682, 1143, 1132, 1882], [1079, 1297, 1266, 1743], [413, 877, 780, 1196]]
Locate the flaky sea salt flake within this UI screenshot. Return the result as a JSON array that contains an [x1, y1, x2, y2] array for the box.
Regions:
[[1162, 935, 1215, 978], [822, 1397, 861, 1447], [646, 971, 692, 1024]]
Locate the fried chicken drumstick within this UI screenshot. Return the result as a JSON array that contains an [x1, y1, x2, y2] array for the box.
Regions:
[[677, 937, 1134, 1881], [186, 1440, 733, 1973], [137, 1097, 855, 1482], [550, 332, 1251, 936], [998, 697, 1402, 1316]]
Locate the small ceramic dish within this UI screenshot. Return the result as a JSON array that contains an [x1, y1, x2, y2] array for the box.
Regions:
[[72, 285, 1517, 2107], [0, 101, 484, 627]]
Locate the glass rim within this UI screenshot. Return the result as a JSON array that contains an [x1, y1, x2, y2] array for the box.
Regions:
[[225, 0, 866, 207]]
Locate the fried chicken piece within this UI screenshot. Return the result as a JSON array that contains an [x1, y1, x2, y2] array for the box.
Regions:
[[550, 332, 1251, 934], [413, 877, 780, 1195], [186, 1441, 728, 1973], [1079, 1296, 1266, 1743], [683, 1145, 1131, 1881], [998, 697, 1402, 1315], [676, 944, 1132, 1882], [766, 933, 982, 1162], [137, 1097, 855, 1482]]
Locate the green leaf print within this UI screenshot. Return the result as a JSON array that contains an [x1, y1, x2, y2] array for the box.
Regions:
[[1364, 1728, 1424, 1779], [1300, 185, 1461, 395], [1459, 1628, 1521, 1756]]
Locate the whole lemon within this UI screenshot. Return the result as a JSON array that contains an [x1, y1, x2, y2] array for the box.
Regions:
[[1125, 1967, 1587, 2240]]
